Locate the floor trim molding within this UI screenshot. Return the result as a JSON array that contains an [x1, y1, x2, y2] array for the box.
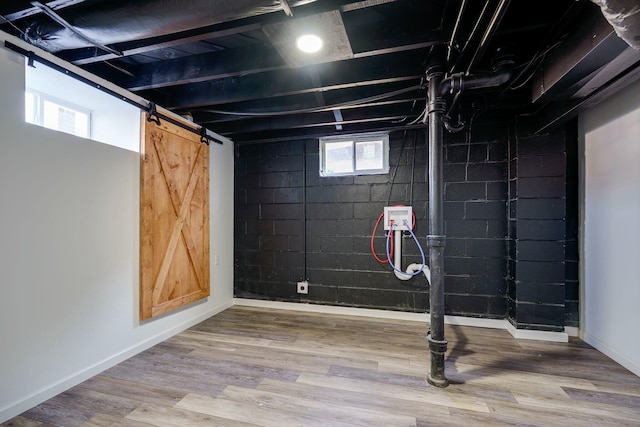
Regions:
[[505, 322, 569, 343], [234, 299, 572, 343], [234, 299, 507, 330]]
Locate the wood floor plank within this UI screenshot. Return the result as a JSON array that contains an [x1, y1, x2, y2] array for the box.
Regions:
[[53, 387, 141, 418], [176, 392, 363, 427], [257, 377, 454, 420], [218, 385, 418, 426], [77, 376, 186, 407], [188, 342, 378, 374], [125, 403, 257, 427], [80, 413, 157, 427], [20, 400, 95, 427], [100, 362, 226, 397], [513, 392, 640, 423], [563, 386, 640, 409], [296, 371, 492, 413], [1, 417, 50, 427], [4, 306, 640, 427], [441, 362, 598, 398]]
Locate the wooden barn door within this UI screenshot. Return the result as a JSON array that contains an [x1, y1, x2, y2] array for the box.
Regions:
[[140, 114, 210, 320]]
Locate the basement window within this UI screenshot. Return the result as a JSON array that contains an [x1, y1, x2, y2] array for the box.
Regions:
[[26, 91, 91, 139], [24, 61, 141, 152], [319, 132, 389, 177]]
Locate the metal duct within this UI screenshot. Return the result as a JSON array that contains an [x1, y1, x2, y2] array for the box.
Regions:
[[23, 0, 310, 52], [591, 0, 640, 50]]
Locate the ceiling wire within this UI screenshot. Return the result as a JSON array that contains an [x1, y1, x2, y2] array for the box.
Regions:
[[193, 84, 423, 117]]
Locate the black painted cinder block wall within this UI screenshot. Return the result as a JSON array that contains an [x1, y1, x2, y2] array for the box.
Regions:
[[234, 120, 577, 327], [235, 124, 509, 318], [507, 120, 574, 332]]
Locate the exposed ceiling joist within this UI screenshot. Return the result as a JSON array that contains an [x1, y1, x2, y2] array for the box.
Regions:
[[156, 53, 424, 109], [2, 0, 631, 144]]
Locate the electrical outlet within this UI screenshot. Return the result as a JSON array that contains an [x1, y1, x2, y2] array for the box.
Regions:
[[297, 281, 309, 294]]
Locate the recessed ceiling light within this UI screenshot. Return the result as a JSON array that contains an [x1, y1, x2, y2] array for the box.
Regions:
[[296, 34, 323, 53]]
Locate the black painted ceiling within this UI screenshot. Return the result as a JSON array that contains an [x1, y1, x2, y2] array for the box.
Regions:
[[2, 0, 639, 144]]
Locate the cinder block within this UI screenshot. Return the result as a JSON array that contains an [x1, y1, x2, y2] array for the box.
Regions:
[[337, 185, 371, 202], [517, 199, 565, 220], [444, 163, 466, 182], [517, 241, 565, 262], [446, 219, 488, 238], [260, 203, 303, 220], [518, 177, 566, 198], [466, 238, 506, 258], [443, 201, 465, 220], [445, 182, 486, 201], [517, 261, 565, 283], [515, 302, 565, 328], [516, 282, 565, 305], [273, 187, 303, 203], [467, 163, 505, 182], [466, 201, 506, 219], [518, 219, 565, 240]]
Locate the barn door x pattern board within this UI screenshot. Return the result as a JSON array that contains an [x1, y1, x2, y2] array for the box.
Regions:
[[140, 114, 210, 320]]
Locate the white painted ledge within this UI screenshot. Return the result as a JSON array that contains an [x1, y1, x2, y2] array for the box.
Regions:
[[506, 321, 569, 343]]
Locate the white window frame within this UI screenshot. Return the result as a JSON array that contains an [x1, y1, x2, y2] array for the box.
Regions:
[[25, 90, 92, 139], [319, 132, 390, 177]]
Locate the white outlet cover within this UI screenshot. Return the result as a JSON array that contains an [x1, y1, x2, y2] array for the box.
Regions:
[[297, 281, 309, 294]]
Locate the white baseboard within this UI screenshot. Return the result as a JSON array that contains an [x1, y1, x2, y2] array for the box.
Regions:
[[506, 321, 569, 343], [235, 299, 577, 344], [0, 300, 233, 424], [582, 331, 640, 377]]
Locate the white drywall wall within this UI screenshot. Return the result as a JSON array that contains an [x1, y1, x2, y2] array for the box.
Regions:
[[0, 33, 234, 422], [580, 79, 640, 377]]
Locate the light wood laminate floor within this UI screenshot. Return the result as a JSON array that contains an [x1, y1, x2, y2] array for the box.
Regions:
[[4, 306, 640, 426]]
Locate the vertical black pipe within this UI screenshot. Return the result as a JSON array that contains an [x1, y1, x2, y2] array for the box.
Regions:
[[426, 59, 449, 388]]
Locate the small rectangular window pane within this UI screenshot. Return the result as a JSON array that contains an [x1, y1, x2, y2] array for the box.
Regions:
[[355, 140, 383, 171], [325, 140, 354, 174], [41, 98, 90, 138]]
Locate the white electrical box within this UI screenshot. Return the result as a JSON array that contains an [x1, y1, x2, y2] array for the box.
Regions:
[[383, 206, 413, 231]]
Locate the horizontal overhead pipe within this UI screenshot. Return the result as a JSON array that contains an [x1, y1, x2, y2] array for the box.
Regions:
[[440, 54, 515, 96]]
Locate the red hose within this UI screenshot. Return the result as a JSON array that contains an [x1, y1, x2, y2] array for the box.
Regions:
[[371, 205, 417, 264], [371, 211, 393, 263]]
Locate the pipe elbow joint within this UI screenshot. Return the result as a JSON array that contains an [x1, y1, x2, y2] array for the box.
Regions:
[[438, 58, 515, 96], [393, 263, 431, 282]]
